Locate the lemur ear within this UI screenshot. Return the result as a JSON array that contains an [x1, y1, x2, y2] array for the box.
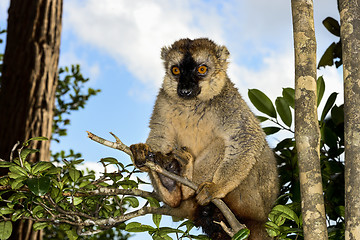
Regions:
[[161, 46, 170, 61], [216, 46, 230, 62]]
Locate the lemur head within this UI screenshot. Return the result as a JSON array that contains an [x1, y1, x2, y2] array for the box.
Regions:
[[161, 38, 230, 101]]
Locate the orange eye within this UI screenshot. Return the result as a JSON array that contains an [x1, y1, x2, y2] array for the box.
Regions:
[[172, 66, 180, 75], [197, 65, 208, 75]]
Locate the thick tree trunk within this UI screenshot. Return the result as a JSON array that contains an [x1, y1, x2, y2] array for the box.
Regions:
[[0, 0, 62, 239], [339, 0, 360, 239], [291, 0, 328, 239], [0, 0, 62, 161]]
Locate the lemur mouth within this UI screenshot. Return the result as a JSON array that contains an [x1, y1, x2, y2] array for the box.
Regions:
[[177, 87, 201, 99]]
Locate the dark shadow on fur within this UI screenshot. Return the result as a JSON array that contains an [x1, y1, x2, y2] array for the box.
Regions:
[[194, 203, 231, 240]]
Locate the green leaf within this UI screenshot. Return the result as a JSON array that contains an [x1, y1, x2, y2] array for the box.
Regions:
[[0, 207, 15, 215], [23, 136, 48, 147], [189, 234, 210, 239], [318, 42, 337, 69], [8, 192, 27, 203], [145, 197, 161, 227], [0, 176, 10, 186], [26, 176, 51, 196], [32, 161, 54, 175], [0, 221, 12, 240], [322, 126, 338, 148], [33, 222, 49, 231], [322, 17, 340, 37], [152, 232, 172, 240], [20, 149, 39, 162], [157, 227, 184, 234], [9, 165, 28, 177], [321, 92, 338, 121], [265, 221, 280, 237], [153, 213, 162, 228], [65, 228, 78, 240], [335, 206, 345, 217], [317, 76, 325, 106], [274, 138, 295, 151], [11, 209, 24, 222], [331, 104, 344, 125], [282, 88, 295, 109], [11, 176, 26, 190], [123, 197, 139, 208], [256, 116, 268, 122], [32, 205, 45, 217], [248, 89, 277, 118], [147, 197, 160, 208], [0, 161, 14, 168], [125, 222, 155, 232], [68, 168, 81, 182], [263, 127, 281, 135], [231, 228, 250, 240], [23, 161, 31, 173], [73, 197, 83, 205], [178, 220, 195, 232], [100, 157, 119, 165], [275, 97, 292, 127], [271, 205, 300, 226], [45, 166, 61, 175], [70, 159, 84, 165]]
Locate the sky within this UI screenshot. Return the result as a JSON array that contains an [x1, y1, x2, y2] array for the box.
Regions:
[[0, 0, 343, 238]]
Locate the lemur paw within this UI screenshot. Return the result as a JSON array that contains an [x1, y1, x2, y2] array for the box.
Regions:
[[170, 148, 193, 167], [129, 143, 153, 171], [196, 182, 217, 206]]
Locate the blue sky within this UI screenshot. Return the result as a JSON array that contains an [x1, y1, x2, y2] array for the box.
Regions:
[[0, 0, 342, 238]]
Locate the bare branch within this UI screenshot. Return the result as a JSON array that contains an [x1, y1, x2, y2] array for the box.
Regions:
[[9, 141, 20, 162]]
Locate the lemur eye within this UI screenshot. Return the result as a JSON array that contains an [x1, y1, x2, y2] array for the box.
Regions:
[[171, 66, 180, 75], [197, 65, 208, 75]]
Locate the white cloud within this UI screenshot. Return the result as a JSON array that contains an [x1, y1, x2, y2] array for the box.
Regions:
[[61, 0, 342, 103], [63, 0, 225, 88], [229, 49, 295, 101]]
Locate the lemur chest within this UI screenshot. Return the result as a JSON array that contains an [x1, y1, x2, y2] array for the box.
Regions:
[[169, 105, 217, 157]]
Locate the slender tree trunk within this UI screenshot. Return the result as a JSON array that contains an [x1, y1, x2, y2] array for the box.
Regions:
[[0, 0, 63, 239], [291, 0, 328, 239], [339, 0, 360, 239]]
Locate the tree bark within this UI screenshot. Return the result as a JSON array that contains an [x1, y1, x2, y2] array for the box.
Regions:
[[339, 0, 360, 239], [0, 0, 63, 239], [0, 0, 62, 161], [291, 0, 328, 239]]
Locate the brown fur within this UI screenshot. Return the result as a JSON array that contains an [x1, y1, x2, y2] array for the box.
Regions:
[[130, 38, 279, 240]]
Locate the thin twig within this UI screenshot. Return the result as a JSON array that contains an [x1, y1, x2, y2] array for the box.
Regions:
[[10, 141, 20, 162]]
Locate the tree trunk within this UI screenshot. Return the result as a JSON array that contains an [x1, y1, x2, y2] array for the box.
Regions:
[[291, 0, 328, 239], [339, 0, 360, 239], [0, 0, 63, 239]]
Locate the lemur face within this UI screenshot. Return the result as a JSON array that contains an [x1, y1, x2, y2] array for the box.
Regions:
[[161, 38, 230, 101]]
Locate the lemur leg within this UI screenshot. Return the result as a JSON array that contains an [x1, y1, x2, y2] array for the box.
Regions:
[[130, 143, 193, 207]]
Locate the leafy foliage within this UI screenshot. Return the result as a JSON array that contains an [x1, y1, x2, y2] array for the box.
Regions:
[[318, 17, 342, 69], [0, 138, 210, 240], [249, 76, 344, 239]]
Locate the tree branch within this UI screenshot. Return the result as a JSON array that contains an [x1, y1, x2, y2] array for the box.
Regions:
[[87, 131, 246, 237], [0, 185, 159, 200]]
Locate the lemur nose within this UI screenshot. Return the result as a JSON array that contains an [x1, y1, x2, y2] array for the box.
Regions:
[[179, 88, 193, 97]]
